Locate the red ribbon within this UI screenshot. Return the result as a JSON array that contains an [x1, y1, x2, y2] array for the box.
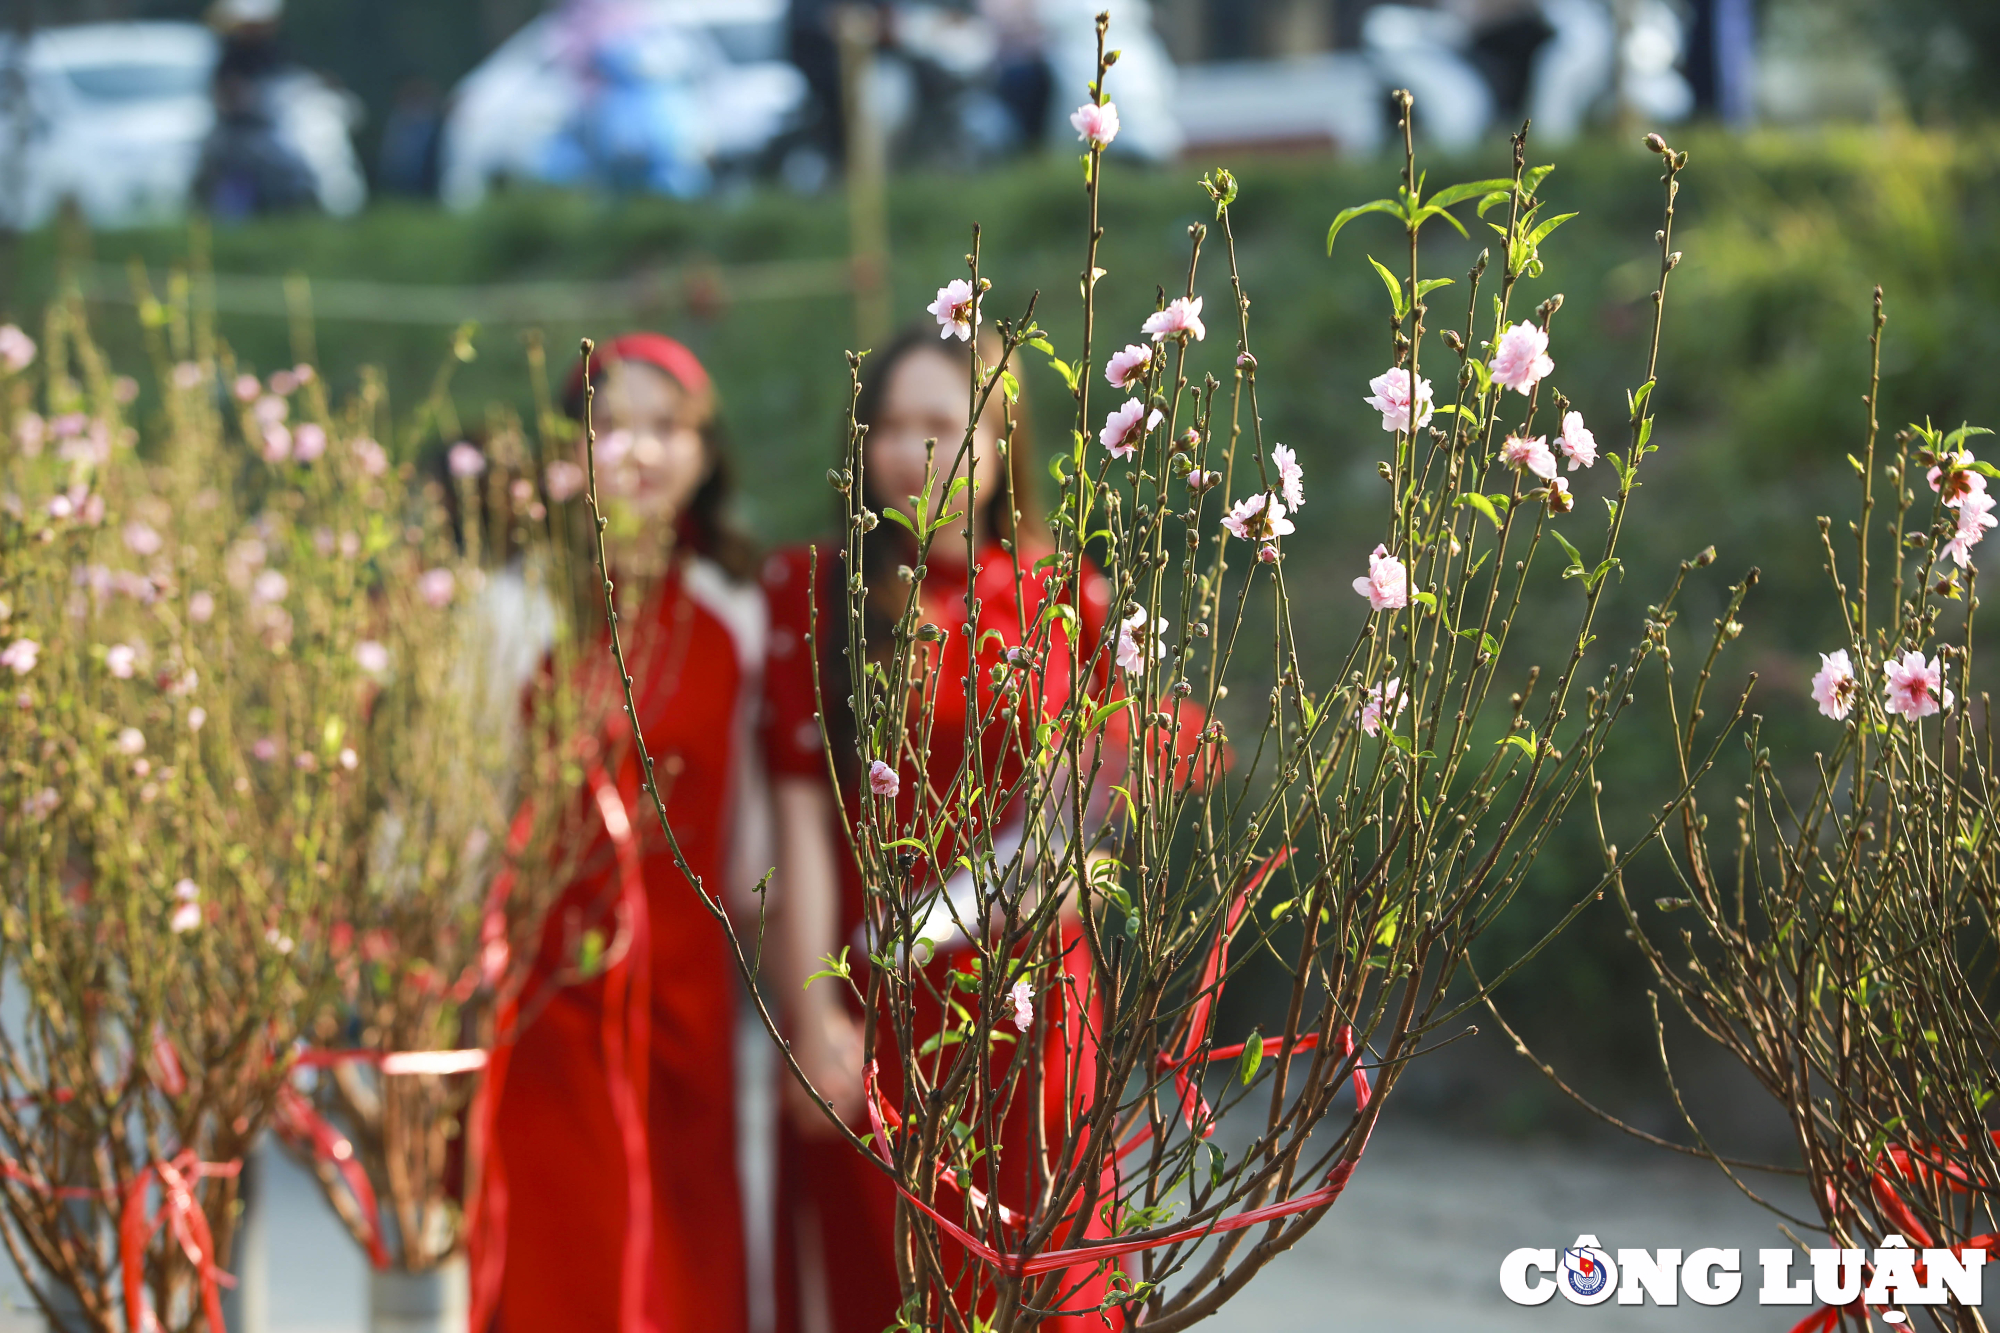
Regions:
[[1786, 1135, 2000, 1331], [119, 1150, 242, 1333], [465, 762, 653, 1333], [272, 1083, 392, 1270], [861, 1024, 1370, 1281]]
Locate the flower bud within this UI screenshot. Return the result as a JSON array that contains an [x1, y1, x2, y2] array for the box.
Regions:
[[1257, 543, 1278, 564], [1174, 428, 1200, 454], [1442, 329, 1464, 354], [1644, 132, 1668, 154]]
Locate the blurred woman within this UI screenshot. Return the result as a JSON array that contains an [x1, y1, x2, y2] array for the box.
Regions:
[[477, 333, 763, 1333], [760, 325, 1116, 1332]]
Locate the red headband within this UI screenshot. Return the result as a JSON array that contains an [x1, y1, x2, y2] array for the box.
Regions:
[[563, 332, 711, 419]]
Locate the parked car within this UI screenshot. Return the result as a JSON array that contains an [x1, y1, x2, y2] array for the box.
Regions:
[[440, 0, 810, 210], [0, 21, 364, 230]]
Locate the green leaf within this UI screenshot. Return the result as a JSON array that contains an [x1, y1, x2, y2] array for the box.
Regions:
[[1522, 211, 1578, 252], [1237, 1030, 1264, 1085], [1520, 164, 1556, 197], [1965, 460, 2000, 481], [1088, 697, 1134, 733], [882, 506, 916, 534], [1456, 491, 1502, 529], [1627, 379, 1656, 419], [1585, 557, 1624, 591], [1637, 416, 1654, 450], [1475, 191, 1511, 218], [1374, 904, 1402, 947], [1001, 369, 1020, 402], [1497, 732, 1536, 758], [1425, 177, 1518, 209], [803, 946, 853, 989], [1551, 529, 1586, 577], [1943, 424, 1993, 452], [1414, 277, 1456, 302], [1326, 198, 1401, 253], [1367, 255, 1407, 317], [1457, 627, 1500, 657], [1413, 204, 1468, 238]]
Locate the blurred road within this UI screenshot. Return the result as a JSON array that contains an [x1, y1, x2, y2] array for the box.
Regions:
[[0, 1007, 1821, 1332], [0, 1122, 1812, 1332]]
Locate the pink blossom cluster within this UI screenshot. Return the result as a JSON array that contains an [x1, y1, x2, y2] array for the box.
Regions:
[[1221, 493, 1294, 544], [1142, 297, 1205, 344], [1360, 677, 1405, 737], [1491, 322, 1553, 395], [1813, 648, 1959, 723], [1116, 607, 1168, 674], [927, 280, 980, 342], [1363, 368, 1433, 434], [1105, 344, 1151, 390], [1352, 545, 1408, 611], [1100, 399, 1161, 460], [1069, 100, 1119, 149], [1272, 444, 1304, 510], [1502, 434, 1556, 480]]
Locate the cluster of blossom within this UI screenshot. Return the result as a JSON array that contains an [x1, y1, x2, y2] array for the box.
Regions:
[[1811, 648, 1953, 723], [235, 365, 326, 465], [1927, 449, 1997, 569], [1805, 448, 1999, 724]]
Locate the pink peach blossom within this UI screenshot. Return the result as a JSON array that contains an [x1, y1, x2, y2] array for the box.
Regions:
[[1116, 607, 1168, 673], [1811, 649, 1859, 721], [868, 759, 900, 798], [1363, 367, 1434, 434], [0, 323, 36, 372], [1502, 434, 1557, 481], [353, 438, 389, 477], [355, 640, 391, 675], [1105, 343, 1152, 390], [1559, 410, 1596, 470], [1491, 321, 1553, 395], [1, 638, 38, 675], [1221, 493, 1294, 543], [1273, 443, 1304, 510], [1068, 100, 1120, 149], [292, 423, 327, 462], [448, 442, 486, 479], [545, 460, 586, 502], [1009, 978, 1036, 1032], [417, 568, 455, 609], [261, 425, 292, 463], [1352, 544, 1408, 611], [928, 280, 979, 342], [1884, 650, 1951, 720], [1142, 296, 1205, 343], [115, 727, 145, 756], [1944, 489, 1997, 568], [1360, 677, 1406, 737], [1929, 451, 1986, 508], [233, 374, 260, 403], [123, 521, 162, 556], [189, 590, 216, 623], [105, 644, 137, 679], [1099, 398, 1160, 459]]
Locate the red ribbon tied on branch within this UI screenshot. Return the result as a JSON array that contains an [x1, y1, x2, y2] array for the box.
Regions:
[[854, 843, 1380, 1281], [119, 1150, 242, 1333]]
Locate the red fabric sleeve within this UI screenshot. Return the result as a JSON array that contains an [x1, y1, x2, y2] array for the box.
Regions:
[[760, 544, 831, 780]]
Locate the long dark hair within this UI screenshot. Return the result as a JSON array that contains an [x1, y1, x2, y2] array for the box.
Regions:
[[820, 324, 1045, 776]]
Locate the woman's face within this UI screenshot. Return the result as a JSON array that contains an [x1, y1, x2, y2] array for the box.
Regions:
[[865, 346, 1004, 537], [582, 358, 708, 535]]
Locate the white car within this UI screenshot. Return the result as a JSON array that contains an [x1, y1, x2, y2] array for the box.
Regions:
[[440, 0, 809, 210], [0, 21, 364, 230]]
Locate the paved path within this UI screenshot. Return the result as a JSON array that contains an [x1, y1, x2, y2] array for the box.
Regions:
[[0, 1121, 1828, 1332]]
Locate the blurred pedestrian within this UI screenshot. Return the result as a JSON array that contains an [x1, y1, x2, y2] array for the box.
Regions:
[[474, 334, 764, 1333], [761, 325, 1119, 1333], [193, 0, 319, 217]]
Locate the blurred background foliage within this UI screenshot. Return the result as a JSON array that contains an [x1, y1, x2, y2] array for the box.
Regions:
[[6, 120, 1996, 1140]]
